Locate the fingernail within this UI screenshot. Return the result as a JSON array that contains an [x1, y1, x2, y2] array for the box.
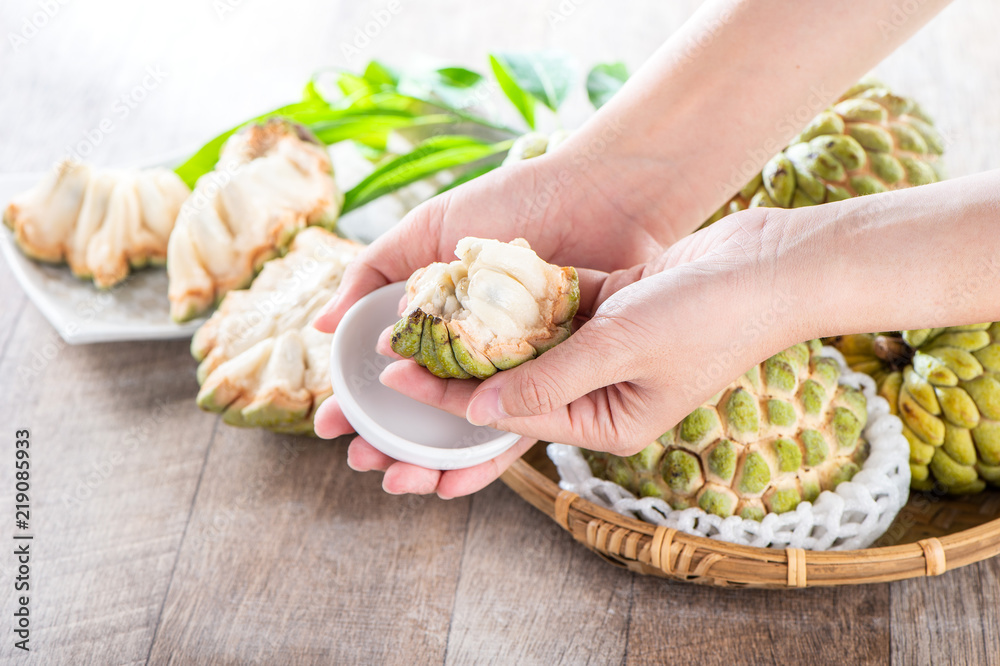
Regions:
[[382, 479, 403, 495], [466, 388, 506, 426]]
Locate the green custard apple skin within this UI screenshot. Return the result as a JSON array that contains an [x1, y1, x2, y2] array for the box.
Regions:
[[584, 341, 870, 520], [835, 326, 1000, 494], [390, 237, 580, 379], [191, 227, 363, 435], [703, 76, 943, 225]]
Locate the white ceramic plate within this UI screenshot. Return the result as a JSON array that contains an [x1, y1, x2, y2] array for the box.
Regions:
[[0, 143, 437, 345], [330, 282, 521, 470], [0, 167, 206, 345]]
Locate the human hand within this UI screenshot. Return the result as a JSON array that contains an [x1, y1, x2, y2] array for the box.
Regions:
[[317, 208, 808, 497], [313, 142, 688, 337]]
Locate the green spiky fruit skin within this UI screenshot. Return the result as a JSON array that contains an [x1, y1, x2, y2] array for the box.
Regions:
[[391, 266, 580, 379], [584, 340, 869, 521], [702, 77, 944, 227], [838, 325, 1000, 494]]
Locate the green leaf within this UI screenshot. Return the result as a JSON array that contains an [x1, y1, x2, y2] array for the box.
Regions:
[[364, 60, 400, 87], [436, 67, 484, 89], [310, 112, 456, 150], [435, 162, 501, 194], [397, 67, 486, 111], [491, 51, 575, 112], [342, 135, 513, 212], [173, 99, 331, 188], [586, 62, 629, 109], [489, 54, 535, 129], [302, 79, 324, 103]]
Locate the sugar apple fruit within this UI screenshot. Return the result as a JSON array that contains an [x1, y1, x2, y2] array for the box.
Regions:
[[3, 160, 190, 288], [390, 237, 580, 379], [584, 341, 868, 519], [703, 76, 944, 224], [167, 119, 343, 322], [191, 227, 362, 434], [831, 326, 1000, 494]]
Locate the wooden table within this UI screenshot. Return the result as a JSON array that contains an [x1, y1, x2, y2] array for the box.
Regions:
[[2, 1, 999, 663]]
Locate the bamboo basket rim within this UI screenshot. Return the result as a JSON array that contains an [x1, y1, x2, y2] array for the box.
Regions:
[[500, 447, 1000, 588]]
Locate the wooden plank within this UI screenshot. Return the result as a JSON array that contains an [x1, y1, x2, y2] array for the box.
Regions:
[[443, 482, 631, 665], [146, 430, 472, 665], [625, 581, 890, 665], [0, 305, 215, 665], [890, 559, 1000, 666]]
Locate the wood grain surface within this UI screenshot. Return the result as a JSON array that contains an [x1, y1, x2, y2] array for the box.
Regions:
[[1, 0, 999, 664]]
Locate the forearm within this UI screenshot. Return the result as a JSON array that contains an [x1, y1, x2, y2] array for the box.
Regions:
[[774, 170, 1000, 338], [554, 0, 952, 243]]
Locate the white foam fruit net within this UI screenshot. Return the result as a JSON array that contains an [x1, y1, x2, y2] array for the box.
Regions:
[[548, 347, 911, 551]]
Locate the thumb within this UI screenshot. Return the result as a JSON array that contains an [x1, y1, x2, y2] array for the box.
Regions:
[[466, 316, 636, 427], [313, 257, 392, 333]]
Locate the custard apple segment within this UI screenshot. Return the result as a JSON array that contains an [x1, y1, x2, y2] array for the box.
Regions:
[[391, 237, 580, 379], [3, 160, 190, 287], [191, 227, 363, 434]]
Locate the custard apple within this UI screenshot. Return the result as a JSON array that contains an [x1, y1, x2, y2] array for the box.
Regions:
[[585, 341, 869, 519], [3, 160, 190, 288], [191, 227, 362, 434], [832, 326, 1000, 493], [390, 237, 579, 379], [167, 119, 343, 322], [704, 76, 944, 224]]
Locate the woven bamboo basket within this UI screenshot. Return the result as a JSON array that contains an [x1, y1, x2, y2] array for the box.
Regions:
[[500, 443, 1000, 588]]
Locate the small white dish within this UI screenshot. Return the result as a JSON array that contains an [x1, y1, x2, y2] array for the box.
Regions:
[[330, 282, 521, 470]]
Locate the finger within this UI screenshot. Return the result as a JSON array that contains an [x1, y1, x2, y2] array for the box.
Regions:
[[436, 436, 536, 499], [313, 258, 392, 333], [379, 334, 654, 454], [382, 462, 443, 495], [314, 206, 445, 333], [465, 314, 637, 426], [574, 267, 611, 319], [314, 396, 355, 439], [376, 326, 405, 359], [346, 436, 395, 472], [379, 360, 480, 417]]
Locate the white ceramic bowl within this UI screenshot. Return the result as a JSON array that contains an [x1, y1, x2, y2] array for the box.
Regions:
[[330, 282, 521, 470]]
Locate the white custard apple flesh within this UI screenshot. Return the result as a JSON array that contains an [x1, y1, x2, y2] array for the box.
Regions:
[[167, 119, 344, 322], [191, 227, 362, 434], [585, 341, 869, 520], [391, 237, 580, 379], [3, 160, 190, 288]]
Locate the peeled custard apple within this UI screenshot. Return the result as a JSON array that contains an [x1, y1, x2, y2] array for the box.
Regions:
[[168, 119, 343, 322], [704, 76, 944, 224], [191, 227, 362, 434], [831, 326, 1000, 494], [584, 341, 869, 520], [390, 237, 579, 379], [3, 160, 190, 287]]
